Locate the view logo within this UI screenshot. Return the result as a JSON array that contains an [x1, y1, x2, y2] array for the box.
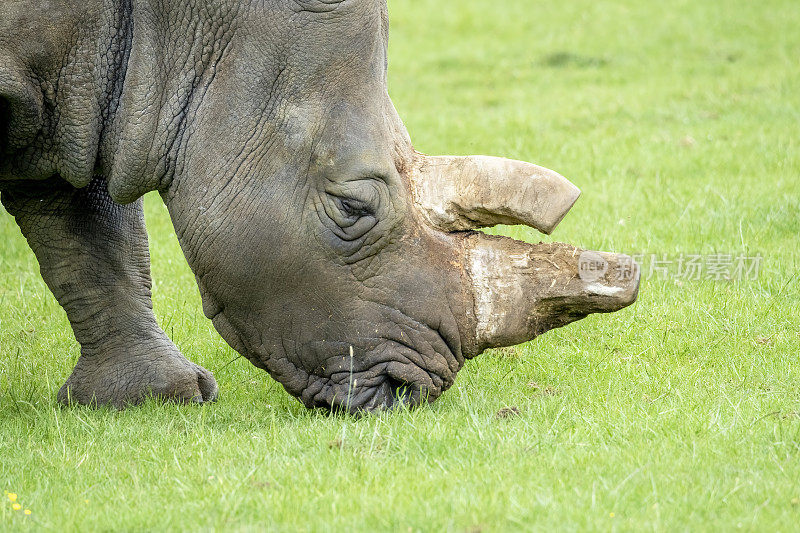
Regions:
[[578, 251, 609, 282]]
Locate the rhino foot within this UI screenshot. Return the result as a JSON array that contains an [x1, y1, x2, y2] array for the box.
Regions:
[[57, 334, 218, 408]]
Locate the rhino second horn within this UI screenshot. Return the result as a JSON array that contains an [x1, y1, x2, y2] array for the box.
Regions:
[[410, 154, 581, 235]]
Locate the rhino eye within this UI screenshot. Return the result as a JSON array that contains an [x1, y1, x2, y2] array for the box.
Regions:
[[326, 193, 376, 231], [320, 190, 380, 246], [317, 178, 387, 250], [336, 197, 373, 220]]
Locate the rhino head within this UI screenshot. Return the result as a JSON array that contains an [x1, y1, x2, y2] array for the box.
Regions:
[[2, 0, 639, 411], [137, 1, 640, 411]]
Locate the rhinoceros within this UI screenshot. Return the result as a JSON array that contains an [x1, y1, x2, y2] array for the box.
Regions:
[[0, 0, 639, 412]]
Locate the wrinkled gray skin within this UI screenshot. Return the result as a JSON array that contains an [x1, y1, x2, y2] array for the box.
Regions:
[[0, 0, 639, 412]]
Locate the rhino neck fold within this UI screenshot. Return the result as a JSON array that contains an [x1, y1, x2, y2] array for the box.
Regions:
[[105, 0, 239, 204]]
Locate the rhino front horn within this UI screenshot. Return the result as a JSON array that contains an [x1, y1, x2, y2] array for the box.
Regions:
[[410, 154, 581, 234], [463, 234, 640, 352]]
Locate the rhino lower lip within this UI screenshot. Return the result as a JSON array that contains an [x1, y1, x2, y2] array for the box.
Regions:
[[301, 324, 459, 413], [320, 375, 421, 414], [329, 372, 423, 413], [363, 376, 421, 412]]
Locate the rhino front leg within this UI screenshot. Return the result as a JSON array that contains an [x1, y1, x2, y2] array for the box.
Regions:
[[1, 176, 218, 407]]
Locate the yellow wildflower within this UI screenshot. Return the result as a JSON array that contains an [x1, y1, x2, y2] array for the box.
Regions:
[[609, 512, 615, 518], [7, 493, 17, 502], [24, 509, 31, 515], [12, 503, 21, 511]]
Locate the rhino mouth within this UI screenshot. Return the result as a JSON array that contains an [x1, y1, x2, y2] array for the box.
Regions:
[[298, 311, 463, 413], [208, 293, 463, 413]]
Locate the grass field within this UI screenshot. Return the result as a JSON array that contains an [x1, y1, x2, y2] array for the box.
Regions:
[[2, 0, 799, 530]]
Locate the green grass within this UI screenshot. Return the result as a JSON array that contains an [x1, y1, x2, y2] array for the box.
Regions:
[[2, 0, 800, 529]]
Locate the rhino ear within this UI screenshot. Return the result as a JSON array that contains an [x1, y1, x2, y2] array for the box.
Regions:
[[0, 57, 43, 155]]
